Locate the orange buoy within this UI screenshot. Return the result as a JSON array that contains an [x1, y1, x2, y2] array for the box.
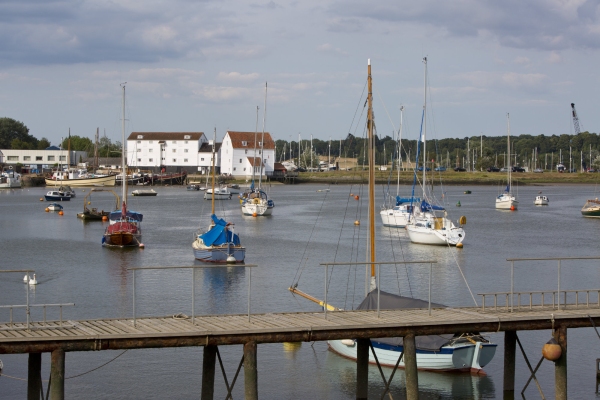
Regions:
[[252, 213, 258, 217], [58, 211, 64, 216], [139, 243, 145, 248], [354, 195, 359, 201], [542, 337, 562, 361], [510, 205, 515, 211], [40, 198, 44, 201], [102, 216, 108, 221], [456, 242, 463, 248], [354, 220, 360, 225], [45, 208, 49, 212]]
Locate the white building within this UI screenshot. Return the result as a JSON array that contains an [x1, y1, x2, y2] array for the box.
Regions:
[[0, 148, 87, 173], [220, 131, 275, 179], [127, 132, 208, 173]]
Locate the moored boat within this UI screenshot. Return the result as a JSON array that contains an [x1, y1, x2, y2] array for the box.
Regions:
[[0, 169, 22, 189], [77, 188, 119, 220], [45, 190, 71, 201], [582, 199, 600, 217], [534, 194, 549, 206], [496, 115, 518, 210], [45, 169, 116, 187], [47, 202, 64, 211], [131, 189, 157, 196]]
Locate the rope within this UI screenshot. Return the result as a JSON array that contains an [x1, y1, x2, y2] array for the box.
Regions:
[[588, 315, 600, 340], [0, 372, 29, 381], [173, 313, 190, 320], [66, 350, 129, 379]]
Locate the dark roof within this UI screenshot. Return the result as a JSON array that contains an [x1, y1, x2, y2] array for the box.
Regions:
[[46, 146, 61, 150], [128, 132, 204, 141], [199, 142, 222, 153], [274, 162, 286, 171], [227, 131, 275, 150]]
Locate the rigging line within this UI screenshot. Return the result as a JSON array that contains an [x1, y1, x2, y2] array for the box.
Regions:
[[66, 350, 129, 379], [346, 79, 369, 139], [374, 88, 398, 134], [445, 242, 478, 306]]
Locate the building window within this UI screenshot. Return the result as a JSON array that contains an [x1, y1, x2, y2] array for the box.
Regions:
[[137, 140, 141, 144], [184, 140, 188, 144], [137, 149, 141, 152], [149, 149, 153, 153], [172, 141, 176, 144], [149, 158, 153, 162], [258, 142, 262, 147], [7, 156, 18, 161], [258, 150, 261, 155], [184, 149, 188, 153], [48, 156, 55, 161], [58, 156, 66, 161], [36, 156, 42, 161], [233, 167, 236, 171], [184, 158, 188, 162], [242, 141, 247, 146], [172, 149, 176, 153], [138, 158, 141, 162], [245, 149, 248, 154], [173, 158, 176, 162], [149, 141, 153, 144], [137, 135, 143, 139], [184, 135, 191, 140], [244, 168, 246, 171], [24, 156, 31, 161], [239, 159, 242, 163], [201, 158, 204, 161]]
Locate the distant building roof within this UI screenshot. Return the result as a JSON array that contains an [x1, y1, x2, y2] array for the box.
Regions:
[[199, 142, 222, 153], [274, 162, 286, 171], [128, 132, 204, 141], [227, 131, 275, 150], [46, 146, 61, 150]]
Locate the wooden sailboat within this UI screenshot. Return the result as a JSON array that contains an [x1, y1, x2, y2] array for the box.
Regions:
[[240, 83, 275, 216], [102, 84, 143, 247], [192, 128, 245, 263], [290, 59, 495, 373], [405, 57, 466, 246], [496, 114, 518, 210]]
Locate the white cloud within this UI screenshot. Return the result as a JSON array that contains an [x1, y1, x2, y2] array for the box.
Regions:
[[217, 72, 260, 82], [317, 43, 348, 55]]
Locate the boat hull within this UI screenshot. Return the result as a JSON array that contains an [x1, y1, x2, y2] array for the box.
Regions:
[[204, 190, 232, 200], [45, 195, 71, 201], [328, 339, 496, 373], [380, 208, 411, 227], [132, 190, 157, 196], [103, 232, 141, 247], [45, 175, 116, 187], [192, 242, 245, 263], [241, 202, 273, 216], [406, 225, 465, 246], [496, 194, 518, 210]]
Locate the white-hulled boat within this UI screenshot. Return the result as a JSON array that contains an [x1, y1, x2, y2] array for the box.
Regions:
[[45, 169, 116, 187], [405, 57, 466, 246], [47, 202, 64, 211], [380, 197, 419, 228], [204, 187, 232, 200], [534, 194, 549, 206], [0, 170, 21, 189], [131, 189, 157, 196], [496, 115, 518, 210]]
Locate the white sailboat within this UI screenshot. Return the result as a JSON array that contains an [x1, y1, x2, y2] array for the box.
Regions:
[[291, 59, 495, 374], [380, 106, 419, 228], [496, 114, 518, 210], [240, 83, 275, 216], [406, 58, 466, 246]]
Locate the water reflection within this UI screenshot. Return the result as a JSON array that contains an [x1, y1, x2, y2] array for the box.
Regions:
[[200, 265, 246, 315]]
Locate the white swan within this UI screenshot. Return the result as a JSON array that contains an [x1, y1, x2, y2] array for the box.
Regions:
[[23, 274, 29, 283], [29, 274, 37, 285]]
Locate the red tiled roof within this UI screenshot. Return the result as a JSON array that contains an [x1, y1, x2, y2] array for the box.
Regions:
[[247, 157, 264, 167], [128, 132, 204, 141], [227, 131, 275, 150]]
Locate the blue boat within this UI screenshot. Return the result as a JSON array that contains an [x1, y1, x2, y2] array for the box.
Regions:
[[44, 190, 71, 201]]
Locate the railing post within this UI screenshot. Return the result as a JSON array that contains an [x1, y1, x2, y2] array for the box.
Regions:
[[132, 269, 136, 327], [324, 264, 328, 320], [557, 259, 561, 311], [377, 263, 380, 318], [510, 260, 514, 312], [192, 267, 196, 325], [429, 262, 432, 315], [248, 266, 251, 322]]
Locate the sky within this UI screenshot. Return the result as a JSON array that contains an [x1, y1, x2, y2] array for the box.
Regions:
[[1, 0, 600, 147]]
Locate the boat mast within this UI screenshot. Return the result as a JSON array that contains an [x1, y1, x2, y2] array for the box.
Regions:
[[211, 127, 216, 214], [397, 106, 404, 196], [507, 113, 511, 192], [252, 106, 259, 189], [367, 59, 376, 293], [258, 82, 267, 190], [121, 83, 127, 208], [94, 127, 99, 171], [422, 57, 427, 198]]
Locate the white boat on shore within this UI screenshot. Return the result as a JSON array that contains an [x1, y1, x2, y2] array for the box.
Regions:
[[0, 170, 21, 189], [45, 169, 116, 187]]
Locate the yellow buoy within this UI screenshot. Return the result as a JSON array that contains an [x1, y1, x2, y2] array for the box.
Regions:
[[58, 211, 64, 216], [459, 216, 467, 225], [354, 220, 360, 225], [45, 208, 49, 212], [542, 337, 562, 361], [88, 201, 91, 205], [40, 198, 44, 201], [456, 243, 463, 248]]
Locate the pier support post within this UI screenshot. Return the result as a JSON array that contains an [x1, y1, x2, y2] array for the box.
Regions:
[[244, 341, 258, 400], [503, 330, 516, 399], [50, 348, 65, 400], [356, 338, 369, 400], [27, 352, 42, 400], [201, 345, 217, 400], [404, 333, 419, 400], [554, 325, 567, 400]]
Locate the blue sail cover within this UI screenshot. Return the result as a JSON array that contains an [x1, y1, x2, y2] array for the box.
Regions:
[[109, 210, 143, 222], [420, 200, 445, 212], [396, 196, 420, 206], [199, 214, 241, 247], [505, 184, 510, 192]]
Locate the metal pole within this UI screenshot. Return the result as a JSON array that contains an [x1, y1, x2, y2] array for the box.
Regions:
[[324, 265, 328, 320], [511, 260, 514, 312], [558, 259, 561, 311], [429, 263, 432, 315], [248, 266, 251, 322], [26, 275, 30, 330], [377, 263, 380, 318], [192, 267, 196, 325], [133, 269, 136, 327]]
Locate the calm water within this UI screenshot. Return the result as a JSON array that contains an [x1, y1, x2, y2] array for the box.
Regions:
[[1, 181, 600, 399]]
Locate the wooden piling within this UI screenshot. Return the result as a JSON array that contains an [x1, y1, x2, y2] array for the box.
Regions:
[[27, 352, 42, 400], [50, 348, 65, 400], [554, 325, 567, 400], [404, 333, 419, 400], [503, 330, 516, 399], [244, 341, 258, 400], [201, 345, 217, 400], [356, 338, 369, 400]]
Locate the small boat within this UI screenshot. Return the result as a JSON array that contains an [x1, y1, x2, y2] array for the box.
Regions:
[[47, 203, 64, 211], [44, 191, 71, 201], [77, 188, 119, 220], [464, 190, 472, 194], [582, 199, 600, 217], [0, 169, 22, 189], [131, 189, 157, 196], [226, 183, 241, 194], [58, 185, 76, 198], [496, 115, 518, 210], [187, 184, 200, 191], [534, 195, 549, 206], [204, 187, 232, 200]]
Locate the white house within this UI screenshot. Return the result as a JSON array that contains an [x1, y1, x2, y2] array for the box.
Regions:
[[220, 131, 275, 178], [127, 132, 208, 173], [0, 148, 87, 173]]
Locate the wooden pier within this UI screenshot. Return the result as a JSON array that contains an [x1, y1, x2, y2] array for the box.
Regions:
[[2, 304, 599, 399]]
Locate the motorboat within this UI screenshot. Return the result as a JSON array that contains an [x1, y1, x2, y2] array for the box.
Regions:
[[44, 191, 71, 201], [131, 189, 157, 196], [46, 203, 64, 211], [0, 170, 22, 189], [582, 199, 600, 218], [534, 195, 549, 206], [204, 187, 232, 200]]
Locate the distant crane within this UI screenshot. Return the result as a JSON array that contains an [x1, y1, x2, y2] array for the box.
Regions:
[[571, 103, 581, 135]]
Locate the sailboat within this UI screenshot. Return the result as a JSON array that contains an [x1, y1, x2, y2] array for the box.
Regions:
[[406, 58, 466, 246], [102, 84, 143, 248], [192, 129, 245, 263], [380, 106, 419, 228], [240, 83, 275, 216], [495, 114, 518, 210], [290, 59, 495, 373]]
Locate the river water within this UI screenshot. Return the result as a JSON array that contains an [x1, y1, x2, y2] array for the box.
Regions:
[[1, 182, 600, 399]]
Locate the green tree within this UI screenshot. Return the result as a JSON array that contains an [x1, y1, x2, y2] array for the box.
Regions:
[[61, 135, 93, 151], [37, 137, 51, 150], [0, 118, 36, 149]]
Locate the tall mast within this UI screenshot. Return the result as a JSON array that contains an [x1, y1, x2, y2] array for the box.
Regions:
[[252, 106, 259, 188], [258, 82, 267, 190], [507, 113, 511, 191], [367, 59, 376, 292], [397, 106, 404, 196], [94, 127, 99, 170], [68, 128, 71, 168], [211, 127, 216, 214], [422, 57, 427, 197], [121, 83, 127, 207]]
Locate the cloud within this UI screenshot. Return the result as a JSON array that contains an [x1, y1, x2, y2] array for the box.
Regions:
[[547, 51, 562, 63], [217, 72, 260, 82], [250, 1, 282, 9], [317, 43, 348, 55]]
